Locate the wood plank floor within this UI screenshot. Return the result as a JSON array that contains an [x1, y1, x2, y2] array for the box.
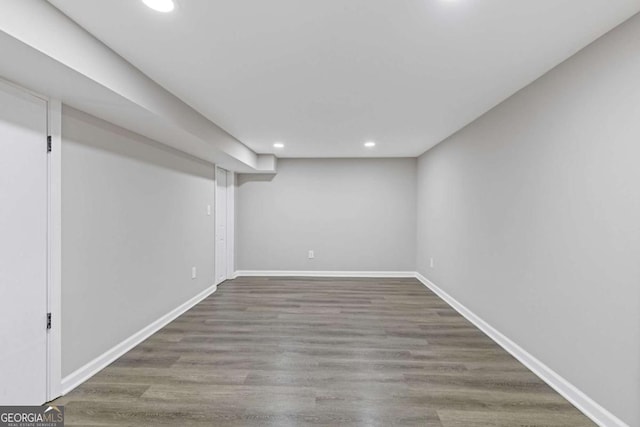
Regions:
[[53, 277, 595, 426]]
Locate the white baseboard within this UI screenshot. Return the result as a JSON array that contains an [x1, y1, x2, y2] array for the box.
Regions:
[[61, 283, 218, 395], [414, 273, 627, 427], [58, 270, 626, 427], [233, 270, 416, 278]]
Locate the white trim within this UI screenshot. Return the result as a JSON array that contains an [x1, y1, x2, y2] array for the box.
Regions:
[[214, 166, 229, 285], [225, 171, 235, 279], [46, 98, 62, 402], [56, 267, 626, 426], [61, 283, 217, 395], [234, 270, 416, 278], [414, 273, 628, 427], [0, 76, 50, 102]]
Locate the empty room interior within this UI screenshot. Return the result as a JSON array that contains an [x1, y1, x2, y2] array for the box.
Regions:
[[1, 0, 639, 426]]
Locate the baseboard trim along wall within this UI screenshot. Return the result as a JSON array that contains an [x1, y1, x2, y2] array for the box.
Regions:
[[60, 283, 218, 396], [59, 271, 626, 426], [414, 273, 628, 427], [233, 270, 416, 278]]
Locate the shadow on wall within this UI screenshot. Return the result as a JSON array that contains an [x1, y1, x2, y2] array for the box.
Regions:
[[63, 106, 214, 180], [237, 173, 276, 184]]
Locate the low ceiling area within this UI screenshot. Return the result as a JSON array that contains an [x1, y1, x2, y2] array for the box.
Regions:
[[48, 0, 640, 158]]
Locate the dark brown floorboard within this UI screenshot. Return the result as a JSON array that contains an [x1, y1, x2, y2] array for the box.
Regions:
[[53, 277, 595, 426]]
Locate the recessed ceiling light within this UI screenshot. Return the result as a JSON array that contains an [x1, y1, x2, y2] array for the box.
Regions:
[[364, 141, 376, 148], [273, 142, 285, 148], [142, 0, 175, 13]]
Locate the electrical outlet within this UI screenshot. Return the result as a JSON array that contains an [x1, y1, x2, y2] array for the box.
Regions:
[[430, 257, 434, 268], [308, 250, 315, 259], [192, 266, 197, 279]]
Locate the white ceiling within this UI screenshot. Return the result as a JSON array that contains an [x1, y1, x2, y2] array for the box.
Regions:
[[48, 0, 639, 158]]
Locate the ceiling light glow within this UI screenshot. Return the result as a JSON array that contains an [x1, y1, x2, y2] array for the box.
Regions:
[[364, 141, 376, 148], [142, 0, 175, 13], [273, 142, 285, 148]]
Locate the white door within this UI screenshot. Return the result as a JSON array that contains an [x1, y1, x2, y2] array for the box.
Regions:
[[0, 82, 48, 405], [215, 167, 228, 284]]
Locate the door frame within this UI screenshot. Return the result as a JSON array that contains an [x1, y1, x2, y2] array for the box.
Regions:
[[225, 171, 235, 279], [46, 97, 62, 401], [215, 166, 235, 285], [0, 77, 62, 402]]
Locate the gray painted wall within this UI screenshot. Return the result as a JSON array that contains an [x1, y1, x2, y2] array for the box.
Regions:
[[237, 158, 416, 272], [61, 107, 216, 376], [416, 15, 640, 426]]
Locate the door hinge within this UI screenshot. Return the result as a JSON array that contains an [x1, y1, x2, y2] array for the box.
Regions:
[[47, 136, 52, 153], [47, 313, 52, 330]]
